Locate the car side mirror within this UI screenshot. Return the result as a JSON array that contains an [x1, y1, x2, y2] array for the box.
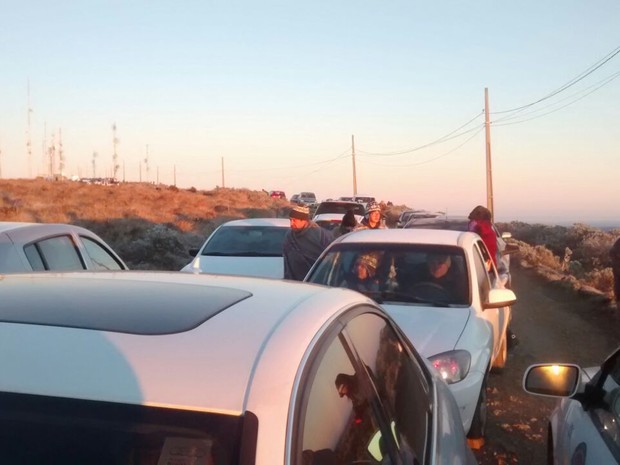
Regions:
[[523, 364, 581, 397], [483, 288, 516, 309]]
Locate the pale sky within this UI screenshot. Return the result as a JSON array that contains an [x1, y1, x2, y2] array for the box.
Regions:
[[1, 1, 619, 223]]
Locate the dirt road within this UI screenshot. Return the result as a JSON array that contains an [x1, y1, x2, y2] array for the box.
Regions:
[[473, 265, 620, 464]]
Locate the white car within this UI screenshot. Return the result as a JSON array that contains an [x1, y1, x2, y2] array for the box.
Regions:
[[305, 228, 516, 447], [523, 346, 620, 464], [0, 271, 477, 465], [0, 221, 127, 272], [181, 218, 290, 278], [312, 200, 366, 231]]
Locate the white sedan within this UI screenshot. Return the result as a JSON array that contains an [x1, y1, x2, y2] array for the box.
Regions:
[[523, 346, 620, 464], [0, 271, 477, 465], [305, 228, 516, 448], [181, 218, 290, 278]]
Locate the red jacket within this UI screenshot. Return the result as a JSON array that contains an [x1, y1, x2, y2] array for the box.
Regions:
[[470, 220, 497, 265]]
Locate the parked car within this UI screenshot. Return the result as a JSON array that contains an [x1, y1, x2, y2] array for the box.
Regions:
[[405, 215, 514, 288], [0, 271, 477, 465], [180, 218, 290, 278], [338, 195, 376, 209], [290, 193, 301, 204], [269, 190, 287, 199], [0, 221, 127, 272], [396, 210, 443, 228], [523, 345, 620, 465], [312, 200, 365, 231], [298, 191, 317, 205], [305, 228, 516, 447]]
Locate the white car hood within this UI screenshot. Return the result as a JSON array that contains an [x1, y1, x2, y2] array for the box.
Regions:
[[181, 256, 283, 279], [381, 304, 470, 358]]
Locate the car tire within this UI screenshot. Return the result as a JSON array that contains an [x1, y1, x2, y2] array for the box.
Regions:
[[491, 332, 508, 373], [467, 373, 488, 449]]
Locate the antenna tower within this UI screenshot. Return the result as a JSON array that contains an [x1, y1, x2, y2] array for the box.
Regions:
[[57, 128, 64, 177], [112, 123, 120, 179], [26, 80, 33, 177]]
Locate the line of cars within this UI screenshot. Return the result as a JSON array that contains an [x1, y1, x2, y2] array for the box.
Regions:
[[3, 215, 613, 462]]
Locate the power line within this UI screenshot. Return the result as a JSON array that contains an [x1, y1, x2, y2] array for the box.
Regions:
[[492, 44, 620, 115], [357, 110, 484, 157]]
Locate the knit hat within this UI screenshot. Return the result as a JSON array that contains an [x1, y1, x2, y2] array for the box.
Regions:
[[289, 205, 310, 220], [366, 201, 381, 214], [358, 253, 378, 272]]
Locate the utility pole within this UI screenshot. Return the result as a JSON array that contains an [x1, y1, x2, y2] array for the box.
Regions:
[[221, 156, 225, 188], [92, 151, 98, 178], [351, 135, 358, 195], [144, 144, 150, 183], [484, 88, 494, 218], [173, 164, 176, 186]]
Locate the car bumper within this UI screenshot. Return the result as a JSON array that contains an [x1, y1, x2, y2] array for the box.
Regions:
[[448, 369, 485, 433]]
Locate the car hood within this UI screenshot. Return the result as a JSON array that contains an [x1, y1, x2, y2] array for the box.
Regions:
[[381, 304, 471, 358], [181, 256, 283, 278]]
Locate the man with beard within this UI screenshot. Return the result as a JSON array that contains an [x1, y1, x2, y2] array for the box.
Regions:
[[283, 205, 333, 280]]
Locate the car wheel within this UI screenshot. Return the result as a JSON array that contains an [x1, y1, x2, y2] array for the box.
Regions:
[[467, 373, 488, 449], [491, 332, 508, 373]]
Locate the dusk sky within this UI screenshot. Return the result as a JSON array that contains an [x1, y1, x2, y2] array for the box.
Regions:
[[1, 1, 619, 223]]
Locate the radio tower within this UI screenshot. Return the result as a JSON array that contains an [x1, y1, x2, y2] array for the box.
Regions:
[[26, 80, 33, 177], [58, 128, 64, 178], [112, 123, 120, 180]]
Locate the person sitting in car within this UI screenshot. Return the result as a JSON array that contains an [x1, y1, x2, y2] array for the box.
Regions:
[[408, 254, 467, 303], [341, 253, 382, 294]]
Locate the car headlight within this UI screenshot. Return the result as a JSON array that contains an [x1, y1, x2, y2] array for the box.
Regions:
[[429, 350, 471, 384]]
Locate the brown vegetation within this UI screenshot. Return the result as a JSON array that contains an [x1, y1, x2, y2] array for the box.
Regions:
[[1, 178, 617, 303]]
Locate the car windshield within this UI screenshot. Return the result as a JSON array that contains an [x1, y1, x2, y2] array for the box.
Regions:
[[314, 202, 365, 216], [307, 243, 470, 306], [202, 226, 287, 257], [0, 392, 245, 464]]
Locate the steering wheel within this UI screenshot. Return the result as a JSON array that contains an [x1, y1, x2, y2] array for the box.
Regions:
[[409, 281, 452, 301]]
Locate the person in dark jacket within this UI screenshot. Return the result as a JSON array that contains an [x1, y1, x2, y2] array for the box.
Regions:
[[283, 205, 333, 280], [333, 209, 359, 238], [355, 201, 386, 230], [611, 237, 620, 308]]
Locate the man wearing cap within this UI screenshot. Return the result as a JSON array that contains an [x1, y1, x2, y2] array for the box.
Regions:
[[341, 252, 382, 294], [283, 205, 334, 280], [355, 201, 386, 230]]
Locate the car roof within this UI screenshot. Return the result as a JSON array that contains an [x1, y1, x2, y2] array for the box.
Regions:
[[405, 215, 470, 229], [0, 221, 95, 235], [335, 228, 474, 246], [0, 272, 370, 414], [217, 218, 290, 227]]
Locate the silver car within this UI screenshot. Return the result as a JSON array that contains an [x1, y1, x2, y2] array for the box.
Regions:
[[523, 346, 620, 464], [0, 271, 477, 464], [0, 221, 127, 272]]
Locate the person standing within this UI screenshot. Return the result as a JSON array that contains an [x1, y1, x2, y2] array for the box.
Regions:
[[283, 205, 333, 280], [467, 205, 497, 266], [610, 237, 620, 308], [355, 201, 387, 230]]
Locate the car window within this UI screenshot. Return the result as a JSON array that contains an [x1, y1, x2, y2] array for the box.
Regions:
[[202, 226, 288, 257], [345, 313, 431, 463], [24, 235, 85, 271], [472, 241, 492, 301], [314, 202, 365, 216], [308, 244, 470, 306], [81, 236, 125, 270], [0, 392, 243, 464], [297, 309, 429, 465]]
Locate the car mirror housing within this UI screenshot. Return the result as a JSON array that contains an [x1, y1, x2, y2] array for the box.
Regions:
[[483, 288, 517, 309], [523, 364, 581, 398]]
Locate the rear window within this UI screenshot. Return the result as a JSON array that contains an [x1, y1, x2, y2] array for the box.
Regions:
[[203, 226, 288, 257], [0, 392, 248, 465], [314, 202, 365, 216]]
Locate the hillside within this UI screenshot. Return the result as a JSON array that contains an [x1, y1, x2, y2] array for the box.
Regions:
[[1, 178, 617, 304]]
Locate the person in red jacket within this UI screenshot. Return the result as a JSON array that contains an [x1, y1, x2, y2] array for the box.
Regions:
[[467, 205, 497, 267]]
